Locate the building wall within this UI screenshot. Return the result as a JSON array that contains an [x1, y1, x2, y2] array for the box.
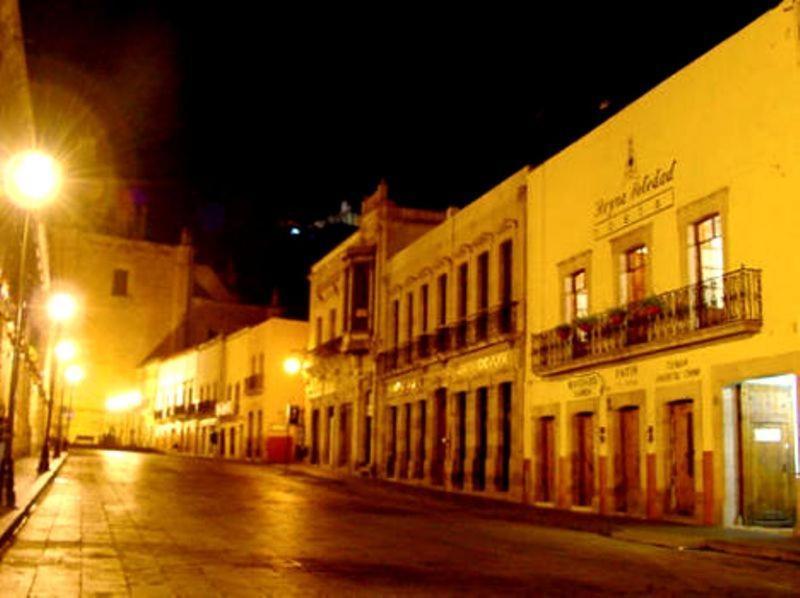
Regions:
[[377, 168, 527, 499], [524, 3, 800, 525], [49, 227, 192, 442], [146, 317, 307, 463], [304, 183, 446, 473]]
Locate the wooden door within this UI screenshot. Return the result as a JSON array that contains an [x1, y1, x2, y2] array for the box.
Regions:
[[538, 417, 556, 502], [339, 403, 352, 467], [432, 390, 447, 485], [473, 388, 488, 491], [614, 407, 640, 513], [668, 401, 695, 516], [452, 392, 466, 489], [572, 412, 595, 507], [741, 382, 796, 526]]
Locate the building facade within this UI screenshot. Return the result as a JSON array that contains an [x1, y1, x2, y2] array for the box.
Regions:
[[302, 2, 800, 529], [377, 170, 527, 500], [48, 226, 274, 445], [525, 3, 800, 527], [304, 183, 446, 474], [145, 317, 308, 461]]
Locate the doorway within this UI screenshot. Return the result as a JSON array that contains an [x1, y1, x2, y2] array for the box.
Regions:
[[432, 389, 447, 486], [667, 400, 695, 516], [723, 375, 797, 527], [572, 412, 594, 507], [614, 406, 641, 513], [452, 392, 467, 489], [537, 416, 556, 503]]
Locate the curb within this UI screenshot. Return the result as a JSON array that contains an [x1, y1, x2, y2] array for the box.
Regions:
[[0, 454, 68, 550]]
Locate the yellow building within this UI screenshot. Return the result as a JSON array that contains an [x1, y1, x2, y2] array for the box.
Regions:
[[305, 182, 446, 473], [48, 226, 273, 445], [525, 2, 800, 527], [146, 317, 307, 462], [377, 169, 527, 500]]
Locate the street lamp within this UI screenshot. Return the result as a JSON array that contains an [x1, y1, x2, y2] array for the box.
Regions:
[[0, 150, 62, 507], [52, 338, 78, 460], [38, 292, 79, 473], [62, 364, 84, 451]]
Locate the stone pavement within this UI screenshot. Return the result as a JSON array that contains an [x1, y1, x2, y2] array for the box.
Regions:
[[0, 450, 798, 596], [0, 453, 67, 547], [291, 462, 800, 565]]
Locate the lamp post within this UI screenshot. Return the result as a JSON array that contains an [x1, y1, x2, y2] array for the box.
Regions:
[[62, 364, 84, 451], [0, 150, 62, 507], [52, 338, 77, 459], [38, 293, 78, 472]]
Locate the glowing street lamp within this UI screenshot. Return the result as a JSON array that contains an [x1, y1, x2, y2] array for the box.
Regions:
[[3, 151, 62, 209], [1, 150, 63, 506], [283, 356, 302, 376], [47, 292, 78, 323]]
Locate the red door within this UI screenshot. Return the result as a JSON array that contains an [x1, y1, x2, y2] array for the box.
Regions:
[[538, 417, 556, 502]]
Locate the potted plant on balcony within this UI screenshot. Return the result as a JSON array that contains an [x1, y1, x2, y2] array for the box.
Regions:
[[607, 307, 627, 327], [575, 315, 598, 335], [641, 295, 665, 318], [555, 323, 573, 341]]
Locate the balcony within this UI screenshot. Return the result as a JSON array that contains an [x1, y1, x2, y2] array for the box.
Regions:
[[531, 267, 762, 375], [198, 400, 216, 416], [312, 336, 343, 357], [377, 302, 519, 376], [244, 373, 264, 395]]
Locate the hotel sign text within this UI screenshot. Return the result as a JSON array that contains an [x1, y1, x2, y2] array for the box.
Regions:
[[593, 159, 677, 239]]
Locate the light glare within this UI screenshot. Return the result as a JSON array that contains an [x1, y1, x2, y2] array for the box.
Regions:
[[48, 292, 78, 322], [3, 151, 62, 209], [64, 364, 85, 385], [54, 339, 78, 362], [283, 356, 302, 376]]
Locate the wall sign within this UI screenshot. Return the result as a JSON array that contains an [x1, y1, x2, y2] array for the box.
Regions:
[[593, 159, 677, 239]]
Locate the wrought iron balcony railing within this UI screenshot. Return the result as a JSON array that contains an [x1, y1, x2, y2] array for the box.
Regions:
[[377, 302, 519, 376], [531, 267, 762, 375]]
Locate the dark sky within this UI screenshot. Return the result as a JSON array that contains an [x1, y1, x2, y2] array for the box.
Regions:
[[19, 1, 779, 314]]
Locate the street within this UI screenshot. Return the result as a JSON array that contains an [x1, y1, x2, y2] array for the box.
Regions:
[[0, 451, 798, 596]]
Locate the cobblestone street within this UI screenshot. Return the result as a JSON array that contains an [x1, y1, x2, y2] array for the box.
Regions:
[[1, 450, 799, 596]]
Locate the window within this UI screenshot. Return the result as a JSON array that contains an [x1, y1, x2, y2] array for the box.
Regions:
[[499, 240, 512, 305], [112, 269, 128, 296], [406, 292, 414, 342], [316, 316, 323, 347], [620, 245, 648, 305], [565, 269, 588, 322], [457, 263, 468, 319], [690, 213, 724, 307], [328, 308, 337, 340], [477, 252, 489, 312], [420, 284, 429, 333], [350, 261, 371, 332], [392, 299, 400, 347], [437, 274, 447, 326]]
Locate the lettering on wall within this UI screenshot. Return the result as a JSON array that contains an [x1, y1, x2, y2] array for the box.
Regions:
[[567, 372, 603, 399], [614, 365, 639, 387], [593, 159, 677, 239], [655, 357, 701, 383]]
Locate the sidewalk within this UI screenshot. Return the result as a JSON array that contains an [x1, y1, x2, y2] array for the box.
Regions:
[[285, 462, 800, 565], [0, 452, 67, 548]]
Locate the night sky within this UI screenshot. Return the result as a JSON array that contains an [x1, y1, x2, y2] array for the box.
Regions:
[[19, 1, 779, 316]]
